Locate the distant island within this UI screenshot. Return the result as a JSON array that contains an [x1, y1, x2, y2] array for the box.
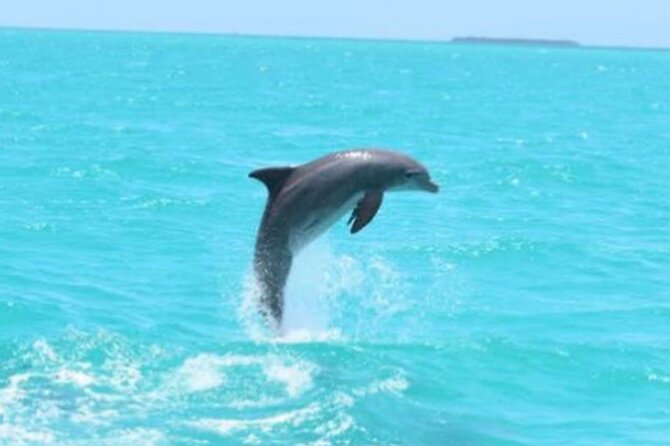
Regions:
[[452, 37, 580, 47]]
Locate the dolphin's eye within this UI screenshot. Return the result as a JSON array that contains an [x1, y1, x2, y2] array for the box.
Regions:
[[405, 171, 420, 178]]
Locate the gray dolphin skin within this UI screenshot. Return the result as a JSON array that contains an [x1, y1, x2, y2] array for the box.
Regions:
[[249, 148, 439, 329]]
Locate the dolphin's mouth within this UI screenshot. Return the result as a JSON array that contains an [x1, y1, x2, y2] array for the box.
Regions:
[[421, 179, 439, 193]]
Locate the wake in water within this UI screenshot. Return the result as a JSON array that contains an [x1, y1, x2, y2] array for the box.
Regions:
[[0, 328, 413, 445]]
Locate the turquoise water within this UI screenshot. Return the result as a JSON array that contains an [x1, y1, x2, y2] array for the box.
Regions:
[[1, 28, 670, 445]]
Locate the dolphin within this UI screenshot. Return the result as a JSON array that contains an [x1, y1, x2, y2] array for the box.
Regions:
[[249, 148, 439, 328]]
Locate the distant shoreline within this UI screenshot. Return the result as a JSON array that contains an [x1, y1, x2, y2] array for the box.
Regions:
[[452, 36, 580, 47], [1, 25, 668, 52]]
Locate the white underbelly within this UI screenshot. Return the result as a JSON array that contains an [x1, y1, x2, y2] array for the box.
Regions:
[[288, 193, 363, 254]]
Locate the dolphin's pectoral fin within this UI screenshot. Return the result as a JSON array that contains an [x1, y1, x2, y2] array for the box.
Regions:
[[249, 166, 295, 201], [349, 190, 384, 234]]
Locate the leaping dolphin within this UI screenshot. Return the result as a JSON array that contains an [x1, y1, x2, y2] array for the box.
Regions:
[[249, 148, 439, 329]]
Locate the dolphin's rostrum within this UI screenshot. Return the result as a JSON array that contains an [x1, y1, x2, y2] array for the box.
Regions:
[[249, 148, 439, 329]]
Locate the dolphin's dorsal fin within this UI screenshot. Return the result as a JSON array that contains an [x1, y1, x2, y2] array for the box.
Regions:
[[249, 166, 295, 199], [348, 190, 384, 234]]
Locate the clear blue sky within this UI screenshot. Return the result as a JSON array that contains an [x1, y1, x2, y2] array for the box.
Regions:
[[1, 0, 669, 48]]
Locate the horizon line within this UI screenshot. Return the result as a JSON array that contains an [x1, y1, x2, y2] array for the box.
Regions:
[[1, 24, 669, 53]]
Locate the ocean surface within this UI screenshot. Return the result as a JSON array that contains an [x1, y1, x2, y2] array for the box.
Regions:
[[1, 28, 669, 445]]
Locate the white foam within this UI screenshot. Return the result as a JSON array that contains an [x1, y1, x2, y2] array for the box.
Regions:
[[353, 373, 409, 397], [0, 373, 31, 417], [54, 369, 95, 387], [102, 427, 167, 446], [242, 433, 262, 444], [187, 402, 320, 436], [228, 396, 279, 409], [0, 424, 55, 444], [648, 373, 670, 384], [171, 353, 227, 392], [103, 359, 142, 392], [263, 360, 315, 398], [70, 407, 119, 426], [188, 414, 290, 435], [32, 339, 57, 362], [314, 412, 355, 438], [167, 353, 317, 399], [275, 328, 344, 344], [332, 391, 355, 408]]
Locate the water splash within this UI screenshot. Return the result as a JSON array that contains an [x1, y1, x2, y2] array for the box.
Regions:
[[238, 239, 347, 342], [281, 239, 352, 338], [238, 238, 405, 342]]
